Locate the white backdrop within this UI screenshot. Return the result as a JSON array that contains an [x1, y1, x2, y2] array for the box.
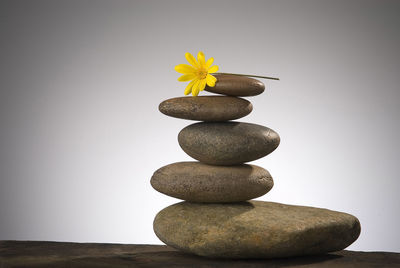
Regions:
[[0, 0, 399, 252]]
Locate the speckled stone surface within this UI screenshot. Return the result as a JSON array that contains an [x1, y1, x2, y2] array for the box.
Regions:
[[159, 96, 252, 121], [153, 201, 361, 259], [178, 122, 280, 165], [2, 241, 399, 267], [150, 162, 273, 202], [204, 74, 265, 96]]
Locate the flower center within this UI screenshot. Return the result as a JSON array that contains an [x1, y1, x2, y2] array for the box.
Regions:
[[197, 68, 208, 79]]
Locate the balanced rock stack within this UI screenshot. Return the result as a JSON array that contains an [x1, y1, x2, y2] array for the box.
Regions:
[[151, 74, 361, 259]]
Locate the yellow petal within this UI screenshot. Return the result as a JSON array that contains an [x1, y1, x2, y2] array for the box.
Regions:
[[185, 52, 198, 68], [208, 65, 219, 73], [205, 57, 214, 69], [178, 73, 195, 82], [199, 79, 206, 91], [207, 74, 217, 82], [206, 74, 217, 87], [174, 64, 196, 74], [197, 51, 206, 68], [184, 79, 196, 95], [192, 79, 201, 96]]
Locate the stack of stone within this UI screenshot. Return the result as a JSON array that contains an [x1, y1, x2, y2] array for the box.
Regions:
[[151, 74, 361, 259]]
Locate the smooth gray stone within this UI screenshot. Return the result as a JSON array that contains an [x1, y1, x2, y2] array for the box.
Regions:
[[159, 96, 252, 121], [151, 162, 273, 202], [153, 201, 362, 259], [205, 74, 265, 96], [178, 122, 280, 165]]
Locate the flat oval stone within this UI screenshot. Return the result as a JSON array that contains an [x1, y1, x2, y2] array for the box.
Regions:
[[151, 162, 273, 203], [205, 74, 265, 96], [159, 96, 252, 121], [154, 201, 361, 259], [178, 122, 280, 165]]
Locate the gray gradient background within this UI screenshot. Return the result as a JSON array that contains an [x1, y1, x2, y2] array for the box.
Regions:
[[0, 0, 399, 252]]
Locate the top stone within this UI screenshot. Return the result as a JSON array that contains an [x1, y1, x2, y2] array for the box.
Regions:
[[204, 74, 265, 96]]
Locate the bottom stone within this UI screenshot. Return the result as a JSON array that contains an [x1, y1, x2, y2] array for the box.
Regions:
[[153, 201, 361, 259]]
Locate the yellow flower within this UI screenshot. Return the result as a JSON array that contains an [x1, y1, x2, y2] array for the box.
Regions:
[[174, 51, 219, 96]]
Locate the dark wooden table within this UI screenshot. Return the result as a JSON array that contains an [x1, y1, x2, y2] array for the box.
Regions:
[[0, 241, 399, 267]]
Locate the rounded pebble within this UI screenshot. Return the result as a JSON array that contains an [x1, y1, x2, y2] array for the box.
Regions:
[[159, 96, 252, 121], [151, 162, 273, 202], [178, 122, 280, 165], [205, 74, 265, 96]]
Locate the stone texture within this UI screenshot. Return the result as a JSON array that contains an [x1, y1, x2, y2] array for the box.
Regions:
[[153, 201, 361, 259], [150, 162, 273, 203], [159, 96, 252, 121], [2, 241, 399, 268], [205, 74, 265, 96], [178, 122, 280, 165]]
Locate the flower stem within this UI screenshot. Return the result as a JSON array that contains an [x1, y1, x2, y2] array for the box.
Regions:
[[214, 72, 280, 80]]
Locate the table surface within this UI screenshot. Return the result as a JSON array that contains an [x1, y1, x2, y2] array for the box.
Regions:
[[0, 241, 399, 268]]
